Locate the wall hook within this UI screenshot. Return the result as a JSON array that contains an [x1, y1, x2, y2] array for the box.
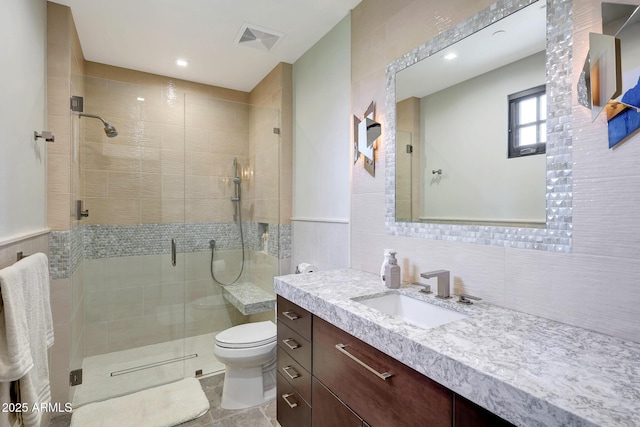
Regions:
[[34, 131, 55, 142]]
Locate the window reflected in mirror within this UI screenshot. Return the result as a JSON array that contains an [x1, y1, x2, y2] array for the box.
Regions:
[[508, 85, 547, 158]]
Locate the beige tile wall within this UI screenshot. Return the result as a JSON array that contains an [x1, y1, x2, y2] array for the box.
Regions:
[[82, 63, 251, 225], [249, 63, 293, 226], [246, 63, 293, 293], [47, 2, 72, 232], [349, 0, 640, 342], [46, 2, 87, 408]]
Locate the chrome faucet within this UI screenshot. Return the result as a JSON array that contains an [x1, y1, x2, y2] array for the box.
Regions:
[[420, 270, 451, 299]]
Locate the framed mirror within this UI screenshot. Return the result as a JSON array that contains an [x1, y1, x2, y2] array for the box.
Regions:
[[385, 0, 573, 252]]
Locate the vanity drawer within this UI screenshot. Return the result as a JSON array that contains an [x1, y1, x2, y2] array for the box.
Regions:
[[313, 317, 452, 427], [277, 372, 311, 427], [277, 320, 312, 372], [277, 295, 312, 341], [277, 345, 311, 405]]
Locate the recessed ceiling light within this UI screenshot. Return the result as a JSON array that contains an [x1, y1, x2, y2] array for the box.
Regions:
[[176, 59, 189, 67], [136, 97, 145, 101], [443, 52, 457, 61]]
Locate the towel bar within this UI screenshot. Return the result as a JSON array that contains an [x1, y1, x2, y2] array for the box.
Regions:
[[16, 252, 29, 261]]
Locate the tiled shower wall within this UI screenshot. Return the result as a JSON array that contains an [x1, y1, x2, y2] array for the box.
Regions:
[[250, 63, 294, 276], [46, 2, 86, 406], [75, 63, 287, 353], [47, 2, 293, 407]]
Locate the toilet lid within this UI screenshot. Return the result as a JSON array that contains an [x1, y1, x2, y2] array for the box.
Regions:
[[215, 321, 277, 348]]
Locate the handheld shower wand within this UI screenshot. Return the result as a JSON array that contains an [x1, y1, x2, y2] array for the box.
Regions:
[[232, 177, 241, 202], [210, 157, 246, 286], [231, 157, 241, 202]]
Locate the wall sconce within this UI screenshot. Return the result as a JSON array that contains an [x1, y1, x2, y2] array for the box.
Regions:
[[578, 2, 640, 148], [353, 101, 381, 176]]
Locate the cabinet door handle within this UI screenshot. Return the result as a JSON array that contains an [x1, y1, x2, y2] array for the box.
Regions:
[[335, 343, 393, 380], [282, 393, 299, 409], [171, 239, 177, 267], [282, 310, 300, 321], [282, 338, 300, 350], [282, 365, 300, 379]]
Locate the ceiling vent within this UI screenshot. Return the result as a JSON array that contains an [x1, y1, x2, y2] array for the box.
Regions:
[[235, 24, 283, 51]]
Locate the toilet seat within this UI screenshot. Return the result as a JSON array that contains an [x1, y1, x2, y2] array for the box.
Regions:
[[215, 320, 276, 349]]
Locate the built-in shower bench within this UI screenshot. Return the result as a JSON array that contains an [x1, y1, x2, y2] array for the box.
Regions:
[[222, 283, 276, 315]]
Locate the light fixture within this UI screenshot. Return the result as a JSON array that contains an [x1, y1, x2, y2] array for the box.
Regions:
[[136, 97, 145, 102], [176, 59, 189, 67], [443, 52, 458, 61], [353, 102, 381, 177]]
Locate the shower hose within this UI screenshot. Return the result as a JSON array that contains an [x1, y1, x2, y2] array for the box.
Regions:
[[210, 206, 245, 286]]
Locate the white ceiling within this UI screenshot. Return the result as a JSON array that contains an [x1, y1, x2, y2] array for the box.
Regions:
[[51, 0, 361, 92], [396, 1, 546, 101]]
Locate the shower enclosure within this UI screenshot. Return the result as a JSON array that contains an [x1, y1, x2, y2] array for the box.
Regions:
[[71, 74, 282, 406]]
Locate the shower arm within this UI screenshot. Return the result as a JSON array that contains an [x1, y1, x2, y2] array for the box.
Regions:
[[78, 112, 107, 125]]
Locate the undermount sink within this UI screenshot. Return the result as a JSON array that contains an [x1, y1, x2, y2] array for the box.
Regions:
[[355, 293, 468, 329]]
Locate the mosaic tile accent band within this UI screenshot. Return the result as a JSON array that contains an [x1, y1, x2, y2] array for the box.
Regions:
[[83, 222, 290, 259], [50, 222, 292, 279], [49, 231, 70, 280], [384, 0, 573, 252]]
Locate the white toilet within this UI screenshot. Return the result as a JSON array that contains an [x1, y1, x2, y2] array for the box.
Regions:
[[213, 320, 277, 409]]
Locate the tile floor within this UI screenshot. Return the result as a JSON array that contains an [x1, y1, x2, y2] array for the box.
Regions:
[[49, 374, 278, 427]]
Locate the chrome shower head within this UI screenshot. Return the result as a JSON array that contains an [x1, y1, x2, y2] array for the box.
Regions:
[[104, 123, 118, 138], [78, 113, 118, 138]]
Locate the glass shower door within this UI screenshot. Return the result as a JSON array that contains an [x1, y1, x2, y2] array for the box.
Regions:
[[74, 78, 187, 406]]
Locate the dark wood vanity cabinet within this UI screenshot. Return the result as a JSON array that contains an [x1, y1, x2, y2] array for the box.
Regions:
[[276, 296, 514, 427], [276, 296, 313, 427], [312, 377, 364, 427], [453, 394, 514, 427], [313, 316, 452, 427]]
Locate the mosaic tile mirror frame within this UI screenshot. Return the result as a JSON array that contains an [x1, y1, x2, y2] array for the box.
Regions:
[[385, 0, 573, 252]]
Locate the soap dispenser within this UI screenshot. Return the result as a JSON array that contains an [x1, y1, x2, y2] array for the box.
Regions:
[[384, 251, 401, 289], [380, 249, 394, 283]]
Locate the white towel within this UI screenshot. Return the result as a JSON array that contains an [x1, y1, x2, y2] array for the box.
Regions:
[[0, 253, 54, 427]]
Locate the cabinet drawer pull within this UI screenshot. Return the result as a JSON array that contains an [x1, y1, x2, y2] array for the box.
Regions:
[[335, 343, 393, 381], [282, 393, 299, 409], [282, 365, 300, 379], [282, 310, 300, 320], [282, 338, 300, 350]]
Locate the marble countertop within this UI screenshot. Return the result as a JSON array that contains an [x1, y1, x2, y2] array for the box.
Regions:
[[274, 269, 640, 427]]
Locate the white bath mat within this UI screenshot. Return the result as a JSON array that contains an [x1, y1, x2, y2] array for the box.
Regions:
[[70, 378, 209, 427]]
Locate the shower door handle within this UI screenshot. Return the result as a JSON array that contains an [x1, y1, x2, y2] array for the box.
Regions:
[[171, 239, 177, 267]]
